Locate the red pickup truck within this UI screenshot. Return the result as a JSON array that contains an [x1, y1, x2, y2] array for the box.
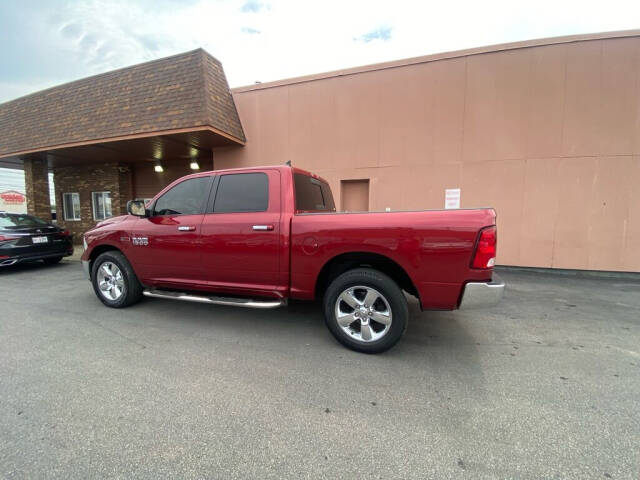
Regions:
[[81, 165, 504, 353]]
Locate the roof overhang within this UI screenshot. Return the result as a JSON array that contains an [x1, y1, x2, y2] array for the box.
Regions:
[[0, 126, 243, 169], [0, 49, 246, 167]]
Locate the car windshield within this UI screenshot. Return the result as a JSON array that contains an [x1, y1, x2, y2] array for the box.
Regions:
[[0, 213, 49, 228]]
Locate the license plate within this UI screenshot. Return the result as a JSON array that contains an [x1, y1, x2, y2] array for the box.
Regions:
[[32, 236, 48, 244]]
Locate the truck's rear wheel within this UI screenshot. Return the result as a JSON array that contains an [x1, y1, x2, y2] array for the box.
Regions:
[[323, 268, 408, 353], [91, 251, 143, 308]]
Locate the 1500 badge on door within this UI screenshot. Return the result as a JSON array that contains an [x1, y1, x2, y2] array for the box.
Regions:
[[132, 236, 148, 246]]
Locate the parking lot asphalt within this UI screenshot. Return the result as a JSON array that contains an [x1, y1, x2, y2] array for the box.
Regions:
[[1, 260, 639, 479]]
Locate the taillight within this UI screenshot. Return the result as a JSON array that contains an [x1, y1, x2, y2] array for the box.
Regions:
[[0, 234, 20, 244], [471, 226, 497, 269], [61, 230, 70, 236]]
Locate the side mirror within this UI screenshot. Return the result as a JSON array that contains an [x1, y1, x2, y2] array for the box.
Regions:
[[127, 200, 148, 217]]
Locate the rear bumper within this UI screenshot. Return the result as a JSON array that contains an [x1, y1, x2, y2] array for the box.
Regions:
[[0, 247, 73, 266], [458, 274, 505, 310]]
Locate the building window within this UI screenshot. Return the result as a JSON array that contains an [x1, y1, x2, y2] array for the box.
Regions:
[[63, 193, 81, 221], [92, 192, 113, 221]]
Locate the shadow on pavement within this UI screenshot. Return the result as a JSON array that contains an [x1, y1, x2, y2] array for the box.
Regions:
[[0, 259, 76, 275]]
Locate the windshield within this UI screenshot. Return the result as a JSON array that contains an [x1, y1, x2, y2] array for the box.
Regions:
[[0, 213, 49, 228]]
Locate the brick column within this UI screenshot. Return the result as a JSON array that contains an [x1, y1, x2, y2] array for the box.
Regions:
[[23, 157, 51, 220]]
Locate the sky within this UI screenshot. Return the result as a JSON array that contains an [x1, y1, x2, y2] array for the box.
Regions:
[[1, 0, 640, 103]]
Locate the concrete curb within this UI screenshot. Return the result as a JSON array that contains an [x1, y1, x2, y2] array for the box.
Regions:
[[496, 265, 640, 281]]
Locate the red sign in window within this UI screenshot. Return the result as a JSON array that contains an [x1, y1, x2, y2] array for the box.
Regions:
[[0, 191, 26, 204]]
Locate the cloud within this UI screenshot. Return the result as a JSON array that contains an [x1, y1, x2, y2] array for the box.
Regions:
[[241, 26, 261, 34], [357, 26, 392, 42], [79, 33, 99, 50], [60, 22, 83, 39], [240, 0, 264, 13], [132, 33, 166, 52], [2, 0, 640, 103]]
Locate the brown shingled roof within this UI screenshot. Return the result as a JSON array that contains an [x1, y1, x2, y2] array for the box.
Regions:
[[0, 49, 245, 158]]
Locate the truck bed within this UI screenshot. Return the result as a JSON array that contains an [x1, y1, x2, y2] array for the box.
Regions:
[[290, 208, 496, 310]]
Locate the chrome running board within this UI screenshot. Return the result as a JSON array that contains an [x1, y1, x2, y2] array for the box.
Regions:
[[142, 289, 286, 309]]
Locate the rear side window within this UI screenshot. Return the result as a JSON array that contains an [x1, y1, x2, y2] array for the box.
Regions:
[[294, 173, 336, 212], [153, 177, 210, 216], [0, 214, 48, 227], [213, 173, 269, 213]]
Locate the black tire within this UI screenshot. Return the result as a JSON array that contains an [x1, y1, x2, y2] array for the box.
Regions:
[[43, 256, 63, 265], [91, 251, 143, 308], [323, 268, 408, 354]]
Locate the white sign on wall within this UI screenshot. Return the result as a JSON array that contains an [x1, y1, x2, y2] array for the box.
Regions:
[[445, 188, 460, 209], [0, 190, 27, 214]]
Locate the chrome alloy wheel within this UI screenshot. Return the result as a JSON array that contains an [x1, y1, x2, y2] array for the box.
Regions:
[[96, 262, 125, 301], [334, 286, 392, 342]]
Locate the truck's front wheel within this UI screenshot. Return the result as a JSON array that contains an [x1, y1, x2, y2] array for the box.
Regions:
[[323, 268, 408, 353], [91, 251, 143, 308]]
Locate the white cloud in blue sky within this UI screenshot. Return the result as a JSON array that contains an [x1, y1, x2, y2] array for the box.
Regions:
[[1, 0, 640, 103], [240, 0, 266, 13], [358, 26, 393, 43]]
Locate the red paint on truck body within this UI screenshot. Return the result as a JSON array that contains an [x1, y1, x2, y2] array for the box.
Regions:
[[81, 165, 496, 310]]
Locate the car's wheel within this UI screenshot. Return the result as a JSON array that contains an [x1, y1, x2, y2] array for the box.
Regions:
[[323, 268, 408, 354], [91, 251, 143, 308], [43, 256, 63, 265]]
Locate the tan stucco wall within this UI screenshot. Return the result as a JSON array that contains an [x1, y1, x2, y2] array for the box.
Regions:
[[214, 35, 640, 272]]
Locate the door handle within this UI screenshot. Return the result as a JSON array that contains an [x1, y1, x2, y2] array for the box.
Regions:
[[178, 226, 196, 231], [252, 225, 274, 231]]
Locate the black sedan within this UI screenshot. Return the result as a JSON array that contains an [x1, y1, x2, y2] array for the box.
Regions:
[[0, 212, 73, 267]]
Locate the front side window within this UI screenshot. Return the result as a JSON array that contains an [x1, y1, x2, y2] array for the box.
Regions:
[[294, 173, 336, 212], [212, 173, 269, 213], [63, 193, 81, 221], [153, 176, 210, 216], [92, 192, 112, 221]]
